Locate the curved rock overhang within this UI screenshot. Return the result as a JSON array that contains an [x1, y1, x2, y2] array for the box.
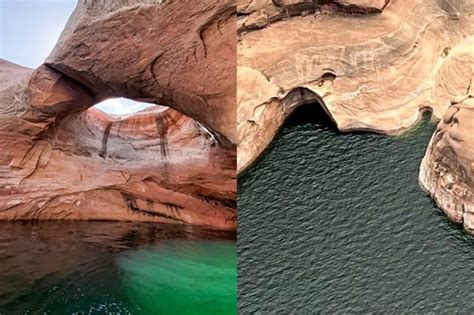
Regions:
[[0, 0, 237, 230], [46, 0, 237, 142], [237, 0, 474, 173], [419, 97, 474, 233]]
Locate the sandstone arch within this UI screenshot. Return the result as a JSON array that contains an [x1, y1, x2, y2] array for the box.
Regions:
[[44, 0, 237, 142], [0, 0, 236, 230]]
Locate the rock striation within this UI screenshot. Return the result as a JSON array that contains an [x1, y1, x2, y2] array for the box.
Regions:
[[0, 0, 236, 230], [238, 0, 474, 234], [48, 0, 236, 142], [420, 98, 474, 233], [237, 0, 474, 173]]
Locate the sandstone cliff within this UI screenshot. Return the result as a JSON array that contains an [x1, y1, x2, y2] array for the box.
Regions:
[[237, 0, 474, 173], [420, 98, 474, 233], [238, 0, 474, 234], [0, 0, 236, 230]]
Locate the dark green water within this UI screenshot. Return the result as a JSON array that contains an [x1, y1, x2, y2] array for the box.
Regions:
[[238, 106, 474, 313], [0, 222, 236, 314]]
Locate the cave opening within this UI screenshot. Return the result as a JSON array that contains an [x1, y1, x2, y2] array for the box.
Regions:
[[284, 102, 338, 131], [92, 97, 167, 118]]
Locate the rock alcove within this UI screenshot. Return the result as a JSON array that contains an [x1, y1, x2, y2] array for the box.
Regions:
[[0, 0, 236, 230], [237, 0, 474, 233]]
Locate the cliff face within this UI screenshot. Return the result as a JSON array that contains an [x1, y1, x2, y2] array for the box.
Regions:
[[419, 98, 474, 233], [0, 0, 236, 230], [47, 0, 237, 142], [237, 0, 474, 173], [238, 0, 474, 233]]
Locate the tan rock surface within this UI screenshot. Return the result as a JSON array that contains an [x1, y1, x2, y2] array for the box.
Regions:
[[419, 98, 474, 233], [0, 0, 236, 230], [237, 0, 474, 173]]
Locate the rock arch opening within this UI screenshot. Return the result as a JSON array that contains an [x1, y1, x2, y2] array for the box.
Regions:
[[0, 0, 237, 229], [92, 97, 167, 119]]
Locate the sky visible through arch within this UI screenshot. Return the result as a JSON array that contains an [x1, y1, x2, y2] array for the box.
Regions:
[[0, 0, 152, 115]]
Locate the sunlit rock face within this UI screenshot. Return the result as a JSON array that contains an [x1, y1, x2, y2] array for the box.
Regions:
[[0, 0, 236, 230], [47, 0, 236, 142], [237, 0, 474, 173], [420, 98, 474, 234]]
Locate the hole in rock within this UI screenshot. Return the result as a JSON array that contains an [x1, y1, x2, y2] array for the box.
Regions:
[[92, 98, 167, 119], [285, 102, 338, 131]]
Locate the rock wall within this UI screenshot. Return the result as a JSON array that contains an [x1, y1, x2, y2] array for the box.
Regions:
[[0, 0, 236, 230], [420, 98, 474, 233], [237, 0, 474, 172]]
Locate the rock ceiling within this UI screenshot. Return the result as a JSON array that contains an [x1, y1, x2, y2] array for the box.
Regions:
[[0, 0, 236, 230]]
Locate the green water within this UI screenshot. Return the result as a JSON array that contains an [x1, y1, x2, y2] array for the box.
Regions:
[[0, 222, 236, 314], [119, 241, 236, 314], [238, 106, 474, 313]]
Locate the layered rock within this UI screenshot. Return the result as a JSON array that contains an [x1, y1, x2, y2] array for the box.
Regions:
[[0, 0, 236, 230], [47, 0, 236, 142], [237, 0, 474, 172], [420, 98, 474, 233]]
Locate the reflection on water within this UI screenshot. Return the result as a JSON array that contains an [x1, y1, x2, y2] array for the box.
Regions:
[[238, 107, 474, 313], [0, 221, 236, 314]]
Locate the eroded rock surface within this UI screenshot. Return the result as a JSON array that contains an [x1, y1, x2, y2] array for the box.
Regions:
[[238, 0, 474, 172], [0, 0, 236, 230], [419, 98, 474, 233], [47, 0, 236, 142]]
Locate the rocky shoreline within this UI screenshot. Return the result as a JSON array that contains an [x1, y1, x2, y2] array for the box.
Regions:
[[238, 0, 474, 233], [419, 98, 474, 233], [237, 0, 474, 173]]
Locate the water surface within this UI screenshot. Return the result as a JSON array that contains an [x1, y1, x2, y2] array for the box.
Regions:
[[0, 221, 236, 314], [238, 107, 474, 313]]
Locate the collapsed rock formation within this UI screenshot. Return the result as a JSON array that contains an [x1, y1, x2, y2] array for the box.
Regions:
[[237, 0, 474, 173], [238, 0, 474, 233], [48, 0, 237, 142], [420, 98, 474, 233], [0, 0, 236, 230]]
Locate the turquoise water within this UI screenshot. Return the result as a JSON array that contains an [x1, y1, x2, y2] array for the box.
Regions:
[[119, 241, 236, 314], [0, 222, 236, 314], [238, 106, 474, 313]]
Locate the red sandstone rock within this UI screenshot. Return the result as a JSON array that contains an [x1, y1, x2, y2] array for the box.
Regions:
[[47, 0, 237, 142], [0, 0, 236, 230], [238, 0, 474, 234]]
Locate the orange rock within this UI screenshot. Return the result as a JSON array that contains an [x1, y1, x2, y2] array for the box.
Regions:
[[47, 0, 236, 142], [0, 0, 236, 230]]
